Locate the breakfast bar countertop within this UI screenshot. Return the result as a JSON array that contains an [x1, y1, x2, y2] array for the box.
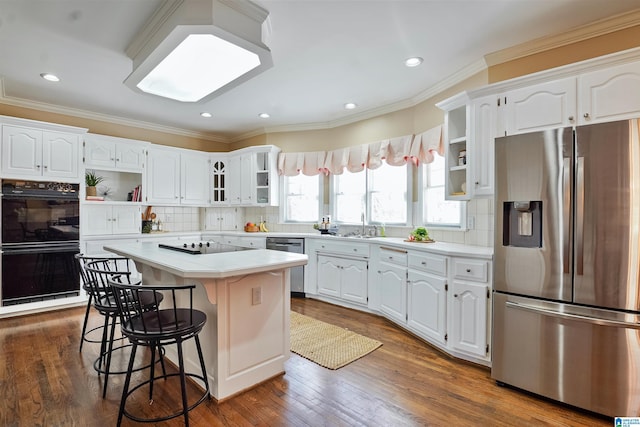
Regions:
[[104, 241, 308, 279]]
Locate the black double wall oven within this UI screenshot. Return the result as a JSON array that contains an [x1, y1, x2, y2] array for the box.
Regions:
[[1, 180, 80, 306]]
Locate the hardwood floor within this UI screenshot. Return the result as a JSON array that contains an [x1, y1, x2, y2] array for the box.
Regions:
[[0, 297, 611, 426]]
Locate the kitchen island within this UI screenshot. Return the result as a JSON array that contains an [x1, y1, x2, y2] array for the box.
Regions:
[[104, 241, 308, 401]]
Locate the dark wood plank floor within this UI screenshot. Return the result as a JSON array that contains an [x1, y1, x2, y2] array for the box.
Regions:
[[0, 297, 611, 426]]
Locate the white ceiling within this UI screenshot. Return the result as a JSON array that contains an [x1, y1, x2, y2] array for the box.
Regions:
[[1, 0, 640, 143]]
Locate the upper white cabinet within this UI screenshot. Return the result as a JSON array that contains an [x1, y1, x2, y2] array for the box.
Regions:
[[146, 147, 181, 204], [500, 77, 577, 136], [437, 95, 471, 201], [146, 147, 209, 206], [180, 150, 210, 206], [227, 145, 280, 207], [82, 204, 141, 236], [1, 124, 82, 181], [470, 95, 497, 197], [578, 60, 640, 124], [84, 133, 147, 172], [210, 155, 228, 205]]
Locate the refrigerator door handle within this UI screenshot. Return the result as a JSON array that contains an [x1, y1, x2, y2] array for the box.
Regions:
[[575, 156, 585, 276], [563, 157, 571, 275], [505, 301, 640, 329]]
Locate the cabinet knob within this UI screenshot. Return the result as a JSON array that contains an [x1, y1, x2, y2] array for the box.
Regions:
[[568, 116, 574, 122], [466, 268, 471, 273], [583, 113, 590, 119], [454, 294, 459, 298], [421, 261, 426, 265], [377, 270, 382, 274], [475, 181, 479, 185], [36, 164, 41, 169]]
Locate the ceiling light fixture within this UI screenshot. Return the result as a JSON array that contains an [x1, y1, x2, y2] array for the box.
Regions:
[[40, 73, 60, 82], [404, 57, 424, 67], [258, 113, 270, 119], [124, 0, 272, 103], [200, 112, 213, 118], [344, 103, 357, 110]]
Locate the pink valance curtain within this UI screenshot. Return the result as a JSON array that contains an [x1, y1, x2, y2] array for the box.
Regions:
[[277, 125, 442, 176]]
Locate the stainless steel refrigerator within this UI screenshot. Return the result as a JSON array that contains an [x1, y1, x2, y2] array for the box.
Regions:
[[492, 119, 640, 417]]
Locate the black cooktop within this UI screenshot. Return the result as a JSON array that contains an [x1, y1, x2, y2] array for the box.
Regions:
[[158, 242, 253, 255]]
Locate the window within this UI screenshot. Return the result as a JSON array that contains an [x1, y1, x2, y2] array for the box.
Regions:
[[280, 174, 322, 222], [422, 153, 465, 228], [331, 163, 410, 226]]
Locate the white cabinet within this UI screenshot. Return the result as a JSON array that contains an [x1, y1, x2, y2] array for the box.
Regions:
[[501, 77, 577, 136], [407, 251, 448, 346], [204, 207, 240, 231], [376, 247, 408, 324], [180, 151, 210, 205], [83, 134, 146, 172], [317, 254, 368, 305], [146, 147, 209, 205], [437, 94, 471, 201], [146, 147, 180, 204], [447, 257, 490, 359], [311, 239, 369, 307], [1, 125, 80, 180], [227, 145, 280, 206], [210, 156, 228, 205], [578, 60, 640, 124], [82, 204, 141, 236], [470, 95, 497, 197]]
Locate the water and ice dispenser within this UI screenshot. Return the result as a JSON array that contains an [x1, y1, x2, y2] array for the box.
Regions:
[[502, 201, 542, 248]]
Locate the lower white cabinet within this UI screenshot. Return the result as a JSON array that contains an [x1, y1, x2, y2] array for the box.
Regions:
[[378, 261, 407, 323], [317, 254, 368, 306], [82, 204, 141, 236], [407, 269, 447, 346], [447, 257, 490, 359]]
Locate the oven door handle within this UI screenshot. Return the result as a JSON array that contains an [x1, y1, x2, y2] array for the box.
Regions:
[[1, 245, 79, 255]]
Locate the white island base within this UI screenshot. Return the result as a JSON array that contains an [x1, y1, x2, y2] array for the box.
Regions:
[[105, 242, 308, 401]]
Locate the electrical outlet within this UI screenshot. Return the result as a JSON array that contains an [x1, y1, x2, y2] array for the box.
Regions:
[[252, 286, 262, 305]]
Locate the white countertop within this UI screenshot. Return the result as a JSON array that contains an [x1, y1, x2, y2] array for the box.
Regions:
[[104, 241, 308, 279], [201, 231, 494, 259]]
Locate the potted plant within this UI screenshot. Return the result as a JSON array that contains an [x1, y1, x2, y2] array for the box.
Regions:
[[85, 170, 104, 197]]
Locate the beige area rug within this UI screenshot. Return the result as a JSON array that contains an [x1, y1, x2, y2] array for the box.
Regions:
[[290, 311, 383, 370]]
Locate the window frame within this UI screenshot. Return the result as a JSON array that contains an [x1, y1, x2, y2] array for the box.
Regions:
[[279, 173, 324, 223], [418, 155, 467, 230], [329, 163, 413, 226]]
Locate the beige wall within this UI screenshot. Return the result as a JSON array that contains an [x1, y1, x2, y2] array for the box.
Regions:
[[0, 103, 228, 152], [488, 25, 640, 83]]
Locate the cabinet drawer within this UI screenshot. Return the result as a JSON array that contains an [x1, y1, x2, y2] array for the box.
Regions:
[[452, 259, 488, 283], [315, 240, 369, 258], [408, 252, 447, 276], [379, 246, 408, 266]]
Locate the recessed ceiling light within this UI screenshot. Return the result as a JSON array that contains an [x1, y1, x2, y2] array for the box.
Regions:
[[404, 57, 423, 67], [200, 112, 212, 118], [344, 103, 357, 110], [40, 73, 60, 82], [258, 113, 270, 119]]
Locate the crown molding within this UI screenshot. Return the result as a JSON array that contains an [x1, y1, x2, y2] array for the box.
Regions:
[[485, 9, 640, 66], [230, 58, 487, 142], [0, 79, 231, 143]]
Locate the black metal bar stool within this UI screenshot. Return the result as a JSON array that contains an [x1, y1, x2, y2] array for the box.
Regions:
[[109, 279, 210, 427], [84, 257, 164, 398], [75, 254, 124, 353]]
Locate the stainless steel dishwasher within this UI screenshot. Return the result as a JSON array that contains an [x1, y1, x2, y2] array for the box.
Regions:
[[266, 237, 305, 297]]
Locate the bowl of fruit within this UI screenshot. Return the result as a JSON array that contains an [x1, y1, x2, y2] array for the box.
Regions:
[[244, 222, 260, 232]]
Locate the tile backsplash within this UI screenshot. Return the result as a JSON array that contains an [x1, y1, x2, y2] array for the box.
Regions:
[[148, 206, 201, 232], [157, 200, 494, 248]]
